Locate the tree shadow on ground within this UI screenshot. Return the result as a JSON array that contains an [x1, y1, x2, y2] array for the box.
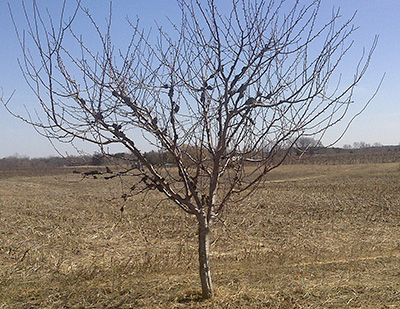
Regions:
[[176, 290, 205, 304]]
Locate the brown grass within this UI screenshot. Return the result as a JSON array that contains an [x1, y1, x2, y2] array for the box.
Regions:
[[1, 163, 400, 308]]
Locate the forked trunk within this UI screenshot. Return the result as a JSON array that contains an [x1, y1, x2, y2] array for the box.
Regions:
[[198, 219, 213, 299]]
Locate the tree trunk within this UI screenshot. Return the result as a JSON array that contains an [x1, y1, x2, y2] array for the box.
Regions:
[[198, 219, 213, 299]]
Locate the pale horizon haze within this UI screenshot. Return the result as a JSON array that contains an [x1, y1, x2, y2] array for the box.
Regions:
[[0, 0, 399, 158]]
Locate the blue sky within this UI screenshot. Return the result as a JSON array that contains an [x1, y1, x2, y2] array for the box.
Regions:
[[0, 0, 399, 158]]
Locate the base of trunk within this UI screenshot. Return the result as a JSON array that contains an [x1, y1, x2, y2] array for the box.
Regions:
[[198, 222, 213, 299]]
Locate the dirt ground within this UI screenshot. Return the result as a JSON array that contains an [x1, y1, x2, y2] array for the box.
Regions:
[[1, 163, 399, 308]]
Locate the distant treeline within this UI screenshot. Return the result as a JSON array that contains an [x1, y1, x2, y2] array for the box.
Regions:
[[0, 151, 165, 170], [1, 145, 399, 170], [0, 155, 91, 169], [284, 145, 400, 165]]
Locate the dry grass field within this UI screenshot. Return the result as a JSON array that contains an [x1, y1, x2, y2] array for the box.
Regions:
[[1, 162, 400, 308]]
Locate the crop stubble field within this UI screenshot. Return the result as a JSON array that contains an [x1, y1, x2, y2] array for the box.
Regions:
[[0, 163, 400, 308]]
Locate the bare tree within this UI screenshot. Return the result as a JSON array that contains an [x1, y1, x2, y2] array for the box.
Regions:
[[4, 0, 378, 299], [294, 136, 324, 155]]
